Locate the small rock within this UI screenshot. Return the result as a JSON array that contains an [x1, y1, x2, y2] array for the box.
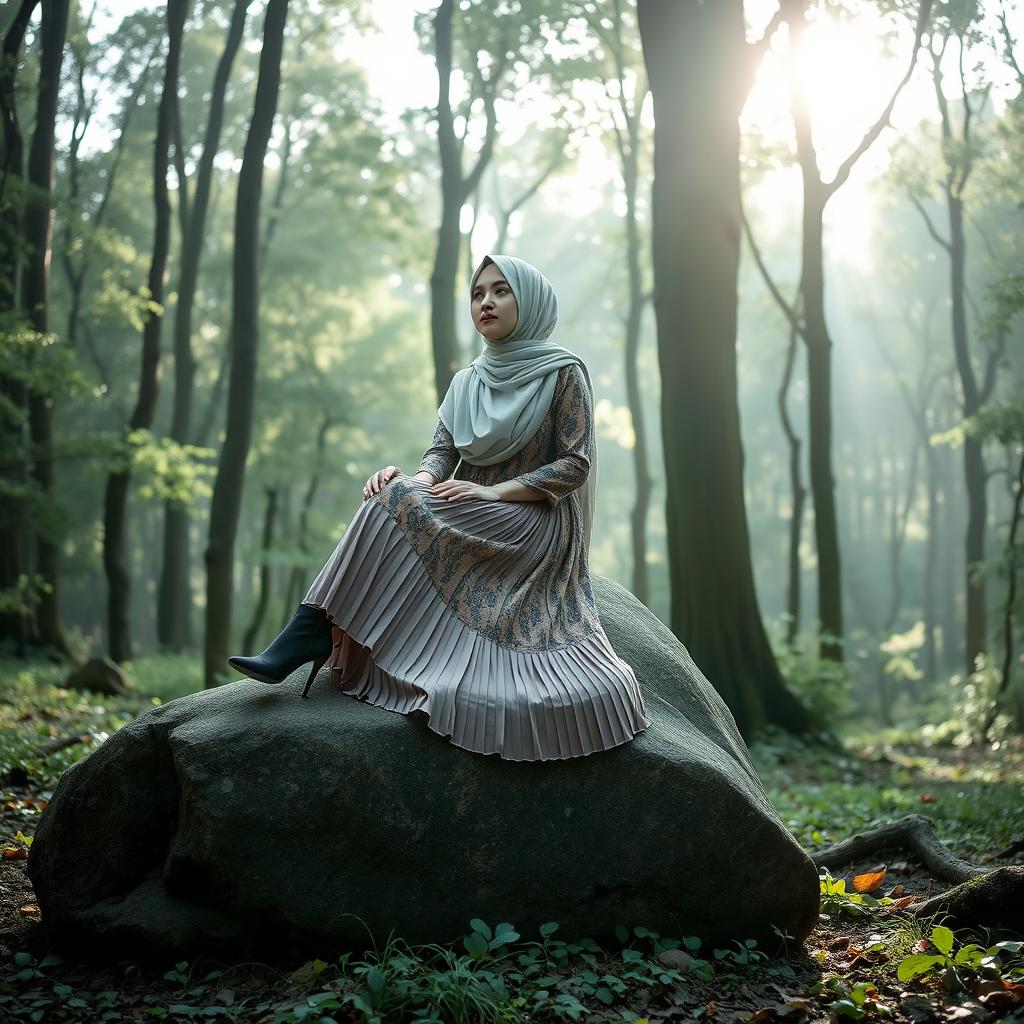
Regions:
[[65, 657, 129, 696]]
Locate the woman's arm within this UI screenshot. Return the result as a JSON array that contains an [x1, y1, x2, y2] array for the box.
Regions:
[[416, 418, 460, 484], [497, 363, 592, 507]]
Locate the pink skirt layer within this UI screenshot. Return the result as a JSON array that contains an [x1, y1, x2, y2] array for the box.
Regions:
[[302, 477, 651, 762]]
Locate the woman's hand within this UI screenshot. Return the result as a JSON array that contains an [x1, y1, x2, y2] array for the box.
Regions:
[[429, 480, 499, 502], [363, 466, 402, 501]]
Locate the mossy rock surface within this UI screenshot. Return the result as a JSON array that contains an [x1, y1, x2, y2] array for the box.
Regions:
[[28, 575, 820, 961]]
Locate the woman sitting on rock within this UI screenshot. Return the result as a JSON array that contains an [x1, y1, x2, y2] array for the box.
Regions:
[[228, 253, 652, 762]]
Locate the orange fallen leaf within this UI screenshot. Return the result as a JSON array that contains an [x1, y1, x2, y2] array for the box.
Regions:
[[2, 846, 26, 859], [884, 894, 918, 912], [852, 867, 887, 893], [919, 793, 936, 803]]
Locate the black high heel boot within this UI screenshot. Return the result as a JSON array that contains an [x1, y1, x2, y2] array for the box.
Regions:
[[227, 603, 334, 698]]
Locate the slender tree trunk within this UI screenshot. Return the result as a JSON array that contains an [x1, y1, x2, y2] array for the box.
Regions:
[[623, 141, 653, 605], [62, 46, 156, 350], [429, 0, 500, 402], [204, 0, 289, 688], [923, 439, 939, 682], [22, 0, 70, 652], [103, 0, 186, 662], [281, 416, 336, 625], [0, 0, 40, 652], [781, 322, 806, 647], [242, 486, 279, 652], [159, 0, 249, 650], [637, 0, 810, 736], [947, 192, 987, 673], [983, 449, 1023, 735], [938, 452, 962, 671]]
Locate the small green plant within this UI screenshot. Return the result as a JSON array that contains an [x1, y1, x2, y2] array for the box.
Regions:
[[811, 974, 894, 1019], [897, 924, 1024, 992], [818, 869, 895, 920]]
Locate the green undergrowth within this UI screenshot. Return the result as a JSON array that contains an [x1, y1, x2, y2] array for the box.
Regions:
[[3, 912, 1023, 1023], [0, 653, 201, 788], [3, 656, 1024, 1022], [746, 725, 1024, 861], [0, 916, 815, 1024]]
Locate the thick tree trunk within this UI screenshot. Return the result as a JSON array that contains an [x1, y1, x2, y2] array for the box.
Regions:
[[204, 0, 289, 688], [22, 0, 70, 652], [636, 0, 810, 736], [103, 0, 186, 663], [158, 0, 249, 651], [0, 0, 40, 652]]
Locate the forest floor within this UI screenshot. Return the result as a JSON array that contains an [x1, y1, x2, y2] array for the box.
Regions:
[[0, 656, 1022, 1023]]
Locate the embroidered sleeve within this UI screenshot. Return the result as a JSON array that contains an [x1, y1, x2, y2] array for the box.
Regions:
[[417, 418, 460, 482], [514, 363, 592, 507]]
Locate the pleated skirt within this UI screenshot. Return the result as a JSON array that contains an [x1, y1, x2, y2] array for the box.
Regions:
[[302, 476, 652, 762]]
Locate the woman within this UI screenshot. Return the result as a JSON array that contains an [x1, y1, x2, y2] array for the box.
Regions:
[[228, 253, 651, 761]]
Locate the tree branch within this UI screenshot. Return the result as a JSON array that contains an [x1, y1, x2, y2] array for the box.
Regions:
[[740, 199, 804, 338], [825, 0, 932, 199], [908, 194, 951, 252], [998, 1, 1024, 87]]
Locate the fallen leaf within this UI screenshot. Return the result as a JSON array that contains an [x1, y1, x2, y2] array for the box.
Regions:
[[884, 894, 918, 912], [853, 867, 887, 893], [919, 793, 936, 803], [2, 846, 26, 859], [18, 903, 39, 915], [973, 976, 1024, 1009]]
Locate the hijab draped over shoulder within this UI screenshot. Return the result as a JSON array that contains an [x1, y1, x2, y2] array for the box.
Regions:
[[437, 253, 599, 556]]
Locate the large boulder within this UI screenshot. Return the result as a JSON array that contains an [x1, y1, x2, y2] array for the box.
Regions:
[[28, 576, 820, 963]]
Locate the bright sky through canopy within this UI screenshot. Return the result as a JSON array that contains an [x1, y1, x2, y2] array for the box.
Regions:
[[70, 0, 1024, 268]]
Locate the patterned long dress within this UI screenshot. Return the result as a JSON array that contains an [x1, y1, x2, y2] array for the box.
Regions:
[[302, 361, 652, 761]]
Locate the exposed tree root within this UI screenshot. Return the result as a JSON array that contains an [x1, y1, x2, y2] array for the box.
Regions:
[[808, 813, 1024, 931], [810, 813, 993, 884]]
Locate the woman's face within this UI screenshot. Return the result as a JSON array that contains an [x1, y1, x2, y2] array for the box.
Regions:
[[471, 263, 518, 343]]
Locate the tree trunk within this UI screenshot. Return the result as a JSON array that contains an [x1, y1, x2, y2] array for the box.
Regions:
[[790, 139, 843, 660], [22, 0, 70, 653], [242, 486, 279, 653], [636, 0, 810, 736], [922, 438, 939, 682], [158, 0, 249, 651], [204, 0, 289, 688], [781, 323, 806, 647], [947, 193, 987, 674], [103, 0, 186, 663], [0, 0, 40, 652], [429, 0, 499, 402], [281, 416, 335, 624]]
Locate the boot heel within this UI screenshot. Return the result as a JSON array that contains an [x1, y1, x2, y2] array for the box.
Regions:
[[301, 653, 329, 699]]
